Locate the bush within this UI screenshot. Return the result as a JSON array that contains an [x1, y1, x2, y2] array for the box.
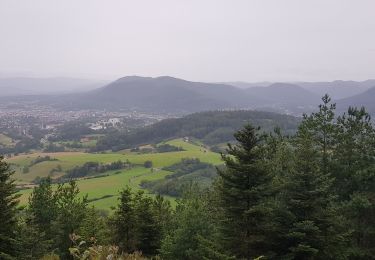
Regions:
[[144, 160, 153, 168]]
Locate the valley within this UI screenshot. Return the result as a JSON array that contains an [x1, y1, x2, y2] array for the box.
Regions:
[[10, 138, 222, 210]]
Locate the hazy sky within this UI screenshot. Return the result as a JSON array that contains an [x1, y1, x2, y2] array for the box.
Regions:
[[0, 0, 374, 82]]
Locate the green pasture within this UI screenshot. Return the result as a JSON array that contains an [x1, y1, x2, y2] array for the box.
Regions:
[[13, 138, 222, 211], [17, 167, 179, 210], [9, 139, 221, 183]]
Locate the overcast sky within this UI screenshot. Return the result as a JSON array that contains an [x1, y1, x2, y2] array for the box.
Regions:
[[0, 0, 374, 82]]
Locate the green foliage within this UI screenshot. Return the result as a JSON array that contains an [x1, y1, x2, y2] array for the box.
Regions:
[[0, 156, 20, 259], [64, 160, 131, 179], [333, 107, 375, 258], [160, 185, 227, 260], [141, 158, 217, 197], [15, 214, 51, 260], [28, 178, 88, 258], [4, 95, 375, 259], [95, 110, 300, 151], [111, 186, 172, 256], [29, 155, 58, 166], [22, 165, 29, 174], [111, 186, 136, 252], [143, 160, 153, 168], [44, 142, 65, 153], [132, 191, 159, 255], [78, 207, 110, 245], [216, 125, 274, 259], [28, 178, 58, 234], [69, 234, 146, 260], [278, 114, 346, 259], [51, 121, 93, 142], [155, 143, 184, 153]]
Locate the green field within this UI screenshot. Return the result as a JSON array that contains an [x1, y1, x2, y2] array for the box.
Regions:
[[12, 139, 222, 210]]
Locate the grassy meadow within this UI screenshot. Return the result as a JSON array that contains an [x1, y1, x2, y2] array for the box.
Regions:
[[11, 139, 222, 210]]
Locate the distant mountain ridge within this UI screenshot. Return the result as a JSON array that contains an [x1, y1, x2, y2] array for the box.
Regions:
[[55, 76, 321, 114], [58, 76, 268, 113], [246, 83, 320, 105], [297, 80, 375, 99], [3, 75, 375, 116], [336, 87, 375, 115], [226, 79, 375, 99]]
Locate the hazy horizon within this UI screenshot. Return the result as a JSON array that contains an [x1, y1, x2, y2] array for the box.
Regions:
[[1, 0, 375, 82]]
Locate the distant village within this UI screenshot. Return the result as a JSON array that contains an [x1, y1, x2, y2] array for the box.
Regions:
[[0, 101, 171, 138]]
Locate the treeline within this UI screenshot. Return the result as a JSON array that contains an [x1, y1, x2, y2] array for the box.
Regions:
[[0, 136, 41, 155], [43, 142, 65, 152], [131, 144, 184, 154], [1, 95, 374, 259], [0, 125, 47, 155], [141, 158, 217, 197], [155, 143, 184, 153], [29, 155, 58, 166], [63, 160, 131, 180], [94, 110, 300, 151], [48, 121, 94, 142], [23, 155, 58, 175]]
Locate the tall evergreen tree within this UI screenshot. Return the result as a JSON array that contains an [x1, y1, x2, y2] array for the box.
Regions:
[[334, 107, 375, 258], [0, 156, 19, 260], [278, 112, 347, 259], [152, 194, 172, 250], [15, 215, 50, 260], [216, 125, 273, 259], [133, 190, 159, 255], [160, 185, 227, 260], [28, 177, 58, 241], [53, 181, 88, 258], [299, 94, 336, 175], [111, 186, 137, 253], [78, 207, 110, 245], [28, 179, 88, 258]]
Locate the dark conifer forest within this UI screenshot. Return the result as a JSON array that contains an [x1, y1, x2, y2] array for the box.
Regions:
[[1, 96, 374, 259]]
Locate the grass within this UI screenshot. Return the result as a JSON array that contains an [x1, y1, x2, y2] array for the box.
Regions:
[[17, 167, 179, 210], [9, 139, 221, 183], [13, 138, 222, 211]]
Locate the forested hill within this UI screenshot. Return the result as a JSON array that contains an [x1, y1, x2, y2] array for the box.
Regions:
[[49, 76, 320, 115], [337, 86, 375, 115], [56, 76, 262, 113], [95, 110, 300, 151]]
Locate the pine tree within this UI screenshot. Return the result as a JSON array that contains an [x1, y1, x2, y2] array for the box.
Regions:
[[133, 190, 159, 255], [28, 179, 88, 258], [299, 94, 336, 175], [160, 185, 222, 260], [279, 114, 347, 259], [51, 181, 88, 258], [334, 107, 375, 258], [15, 215, 51, 260], [78, 206, 110, 245], [0, 156, 20, 260], [216, 125, 273, 259], [152, 194, 172, 250], [28, 177, 58, 241], [111, 186, 137, 253]]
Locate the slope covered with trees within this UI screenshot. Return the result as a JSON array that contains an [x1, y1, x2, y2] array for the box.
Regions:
[[95, 110, 300, 151], [48, 76, 326, 115]]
